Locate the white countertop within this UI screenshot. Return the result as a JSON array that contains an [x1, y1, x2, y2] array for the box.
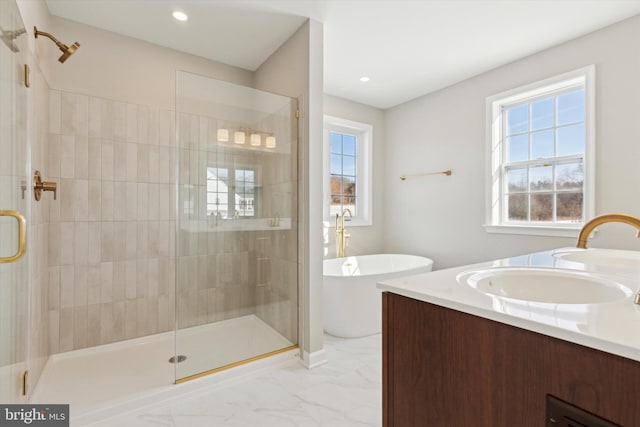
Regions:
[[377, 247, 640, 362]]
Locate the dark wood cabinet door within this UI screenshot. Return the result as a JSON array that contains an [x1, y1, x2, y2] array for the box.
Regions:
[[383, 292, 640, 427]]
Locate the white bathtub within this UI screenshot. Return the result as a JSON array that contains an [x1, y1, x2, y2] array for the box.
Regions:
[[323, 254, 434, 338]]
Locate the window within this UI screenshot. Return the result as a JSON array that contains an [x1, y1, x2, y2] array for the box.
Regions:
[[207, 166, 257, 218], [323, 116, 372, 226], [329, 131, 357, 216], [485, 66, 595, 236]]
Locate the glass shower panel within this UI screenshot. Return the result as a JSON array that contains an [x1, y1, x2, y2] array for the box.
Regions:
[[0, 0, 29, 403], [175, 71, 298, 381]]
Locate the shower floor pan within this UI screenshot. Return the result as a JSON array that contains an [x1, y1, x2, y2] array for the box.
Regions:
[[31, 315, 296, 421]]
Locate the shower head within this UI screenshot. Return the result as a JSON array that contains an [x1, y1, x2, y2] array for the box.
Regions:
[[0, 27, 26, 53], [34, 26, 80, 63], [58, 41, 79, 63]]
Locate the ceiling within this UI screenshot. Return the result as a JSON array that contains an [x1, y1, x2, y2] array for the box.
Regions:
[[45, 0, 640, 109]]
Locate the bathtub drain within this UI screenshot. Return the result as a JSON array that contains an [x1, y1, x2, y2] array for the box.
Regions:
[[169, 355, 187, 363]]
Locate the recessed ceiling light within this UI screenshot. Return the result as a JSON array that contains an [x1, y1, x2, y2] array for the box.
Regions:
[[172, 10, 188, 21], [359, 76, 371, 83]]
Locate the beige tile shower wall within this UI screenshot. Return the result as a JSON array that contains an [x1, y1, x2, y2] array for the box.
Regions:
[[175, 226, 295, 341], [254, 107, 298, 344], [175, 114, 256, 329], [175, 110, 298, 344], [254, 231, 298, 344], [176, 117, 242, 328], [47, 93, 299, 349], [175, 230, 255, 329], [47, 89, 175, 353]]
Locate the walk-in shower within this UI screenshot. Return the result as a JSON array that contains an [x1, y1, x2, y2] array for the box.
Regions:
[[1, 0, 299, 411], [174, 71, 299, 382], [30, 74, 300, 413]]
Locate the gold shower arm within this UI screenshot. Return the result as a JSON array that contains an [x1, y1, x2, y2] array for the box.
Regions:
[[400, 169, 452, 181], [34, 26, 80, 63], [34, 27, 63, 47]]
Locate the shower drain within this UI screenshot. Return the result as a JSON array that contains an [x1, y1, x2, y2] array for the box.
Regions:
[[169, 355, 187, 363]]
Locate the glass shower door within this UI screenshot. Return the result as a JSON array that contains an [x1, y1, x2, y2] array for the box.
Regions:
[[174, 72, 299, 381], [0, 0, 29, 403]]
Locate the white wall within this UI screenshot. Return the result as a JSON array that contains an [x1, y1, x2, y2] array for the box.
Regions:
[[384, 15, 640, 270], [16, 0, 54, 79], [254, 19, 325, 367], [323, 95, 385, 258]]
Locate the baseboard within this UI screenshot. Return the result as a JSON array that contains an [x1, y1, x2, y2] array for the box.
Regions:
[[301, 349, 328, 369]]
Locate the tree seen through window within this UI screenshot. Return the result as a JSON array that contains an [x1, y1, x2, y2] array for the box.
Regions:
[[329, 131, 357, 217]]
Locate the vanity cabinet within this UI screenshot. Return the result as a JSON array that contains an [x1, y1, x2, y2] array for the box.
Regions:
[[382, 292, 640, 427]]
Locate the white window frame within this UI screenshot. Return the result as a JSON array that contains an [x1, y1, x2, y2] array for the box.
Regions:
[[485, 65, 595, 237], [323, 115, 373, 226]]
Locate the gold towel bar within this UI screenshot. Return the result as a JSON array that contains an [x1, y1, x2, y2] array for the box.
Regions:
[[400, 169, 452, 181]]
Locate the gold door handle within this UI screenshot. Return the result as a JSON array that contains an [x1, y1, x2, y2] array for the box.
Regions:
[[0, 210, 27, 264]]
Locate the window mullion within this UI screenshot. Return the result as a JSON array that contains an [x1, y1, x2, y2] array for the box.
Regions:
[[502, 107, 509, 224], [229, 167, 235, 216], [552, 163, 557, 222], [527, 103, 532, 222], [554, 95, 559, 156], [527, 166, 531, 222], [504, 154, 583, 170], [340, 134, 344, 213]]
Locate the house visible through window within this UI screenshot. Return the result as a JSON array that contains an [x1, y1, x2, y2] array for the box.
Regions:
[[323, 116, 372, 226], [486, 66, 594, 236], [207, 166, 256, 218]]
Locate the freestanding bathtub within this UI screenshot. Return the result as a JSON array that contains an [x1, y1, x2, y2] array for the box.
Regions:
[[323, 254, 434, 338]]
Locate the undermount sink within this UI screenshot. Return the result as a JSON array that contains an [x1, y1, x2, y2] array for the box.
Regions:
[[458, 267, 633, 304], [553, 248, 640, 271]]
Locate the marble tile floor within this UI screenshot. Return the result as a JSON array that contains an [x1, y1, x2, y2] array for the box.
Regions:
[[87, 333, 382, 427]]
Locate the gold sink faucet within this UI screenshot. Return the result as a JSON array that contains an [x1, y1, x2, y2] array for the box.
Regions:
[[576, 213, 640, 305], [336, 208, 352, 257], [576, 213, 640, 249]]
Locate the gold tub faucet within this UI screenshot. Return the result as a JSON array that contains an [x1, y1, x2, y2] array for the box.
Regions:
[[336, 208, 353, 258], [576, 213, 640, 249]]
